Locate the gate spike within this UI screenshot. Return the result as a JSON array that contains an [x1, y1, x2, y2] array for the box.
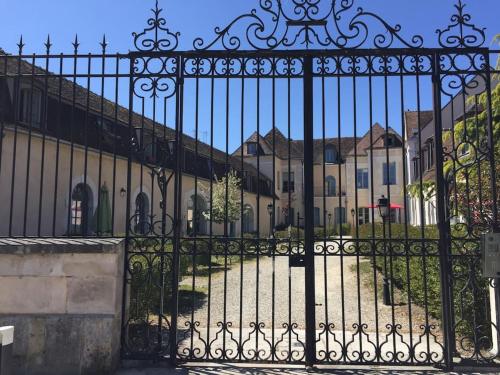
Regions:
[[72, 34, 80, 54], [17, 35, 25, 54], [100, 34, 108, 52], [44, 34, 52, 54]]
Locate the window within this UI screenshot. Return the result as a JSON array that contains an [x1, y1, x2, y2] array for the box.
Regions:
[[459, 142, 470, 156], [325, 145, 338, 164], [384, 135, 394, 147], [334, 207, 346, 224], [247, 142, 258, 156], [70, 183, 93, 236], [326, 176, 336, 196], [242, 204, 254, 233], [383, 162, 397, 185], [426, 140, 434, 170], [283, 172, 295, 193], [358, 208, 370, 225], [134, 193, 150, 235], [314, 207, 321, 227], [413, 158, 420, 179], [19, 88, 43, 128], [356, 168, 369, 189]]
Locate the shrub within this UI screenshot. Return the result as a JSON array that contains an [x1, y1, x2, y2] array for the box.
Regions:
[[336, 223, 351, 236], [314, 226, 336, 239], [274, 223, 289, 232], [357, 223, 490, 340], [129, 248, 189, 321], [274, 226, 304, 240]]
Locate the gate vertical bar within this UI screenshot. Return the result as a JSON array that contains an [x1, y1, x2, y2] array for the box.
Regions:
[[431, 51, 454, 369], [484, 53, 499, 232], [171, 55, 185, 363], [122, 54, 135, 358], [484, 52, 500, 353], [303, 55, 316, 367]]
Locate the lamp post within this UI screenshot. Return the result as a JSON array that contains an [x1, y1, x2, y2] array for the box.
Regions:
[[377, 195, 392, 306], [328, 212, 332, 237]]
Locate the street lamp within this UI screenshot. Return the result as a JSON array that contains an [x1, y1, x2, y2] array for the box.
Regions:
[[327, 212, 332, 236], [377, 195, 392, 306]]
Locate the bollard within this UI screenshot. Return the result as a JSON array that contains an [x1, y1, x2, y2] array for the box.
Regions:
[[0, 326, 14, 375]]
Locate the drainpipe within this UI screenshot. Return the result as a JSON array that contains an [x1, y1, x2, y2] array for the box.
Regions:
[[0, 326, 14, 375]]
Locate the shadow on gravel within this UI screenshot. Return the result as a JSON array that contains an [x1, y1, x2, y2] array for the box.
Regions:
[[117, 364, 497, 375]]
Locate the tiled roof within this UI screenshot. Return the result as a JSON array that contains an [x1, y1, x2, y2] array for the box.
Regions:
[[404, 110, 434, 140], [263, 128, 303, 159], [0, 52, 267, 180], [347, 123, 402, 156], [258, 128, 358, 162]]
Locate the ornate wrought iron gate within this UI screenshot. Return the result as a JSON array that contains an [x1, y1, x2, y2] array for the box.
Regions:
[[0, 0, 498, 370]]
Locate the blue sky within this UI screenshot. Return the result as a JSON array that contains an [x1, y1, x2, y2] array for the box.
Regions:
[[1, 0, 498, 152]]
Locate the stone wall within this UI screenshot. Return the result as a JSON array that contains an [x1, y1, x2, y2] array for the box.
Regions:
[[0, 238, 125, 375]]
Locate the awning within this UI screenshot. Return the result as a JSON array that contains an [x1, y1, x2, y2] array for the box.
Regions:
[[366, 203, 403, 209]]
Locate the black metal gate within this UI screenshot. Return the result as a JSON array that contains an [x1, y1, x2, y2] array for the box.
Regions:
[[0, 0, 498, 369]]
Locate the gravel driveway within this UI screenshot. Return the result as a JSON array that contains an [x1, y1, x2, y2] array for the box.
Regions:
[[176, 241, 442, 361]]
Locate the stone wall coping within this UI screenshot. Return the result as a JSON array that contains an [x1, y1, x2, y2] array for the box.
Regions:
[[0, 326, 14, 345], [0, 238, 124, 254]]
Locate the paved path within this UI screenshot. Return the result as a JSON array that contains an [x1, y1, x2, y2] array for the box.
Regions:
[[175, 241, 442, 362]]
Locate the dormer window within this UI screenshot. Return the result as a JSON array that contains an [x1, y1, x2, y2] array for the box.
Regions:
[[19, 87, 43, 128], [325, 145, 337, 164], [247, 142, 258, 156], [385, 135, 394, 147]]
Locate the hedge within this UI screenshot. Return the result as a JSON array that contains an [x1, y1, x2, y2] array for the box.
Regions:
[[128, 237, 258, 320], [274, 224, 351, 240], [357, 223, 490, 340]]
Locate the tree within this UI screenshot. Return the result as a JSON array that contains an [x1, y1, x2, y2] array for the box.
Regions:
[[201, 170, 244, 225], [407, 37, 500, 233], [443, 46, 500, 231]]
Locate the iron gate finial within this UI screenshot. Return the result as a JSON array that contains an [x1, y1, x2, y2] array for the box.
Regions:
[[436, 0, 486, 48], [132, 0, 180, 52]]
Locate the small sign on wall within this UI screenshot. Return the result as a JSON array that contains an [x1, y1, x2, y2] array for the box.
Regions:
[[482, 233, 500, 278]]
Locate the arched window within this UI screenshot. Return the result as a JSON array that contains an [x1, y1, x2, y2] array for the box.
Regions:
[[242, 204, 254, 233], [325, 145, 338, 164], [70, 183, 93, 236], [134, 192, 150, 235], [326, 176, 336, 197], [187, 194, 207, 236]]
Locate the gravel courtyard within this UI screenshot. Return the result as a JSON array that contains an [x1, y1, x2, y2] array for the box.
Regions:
[[175, 241, 442, 360]]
